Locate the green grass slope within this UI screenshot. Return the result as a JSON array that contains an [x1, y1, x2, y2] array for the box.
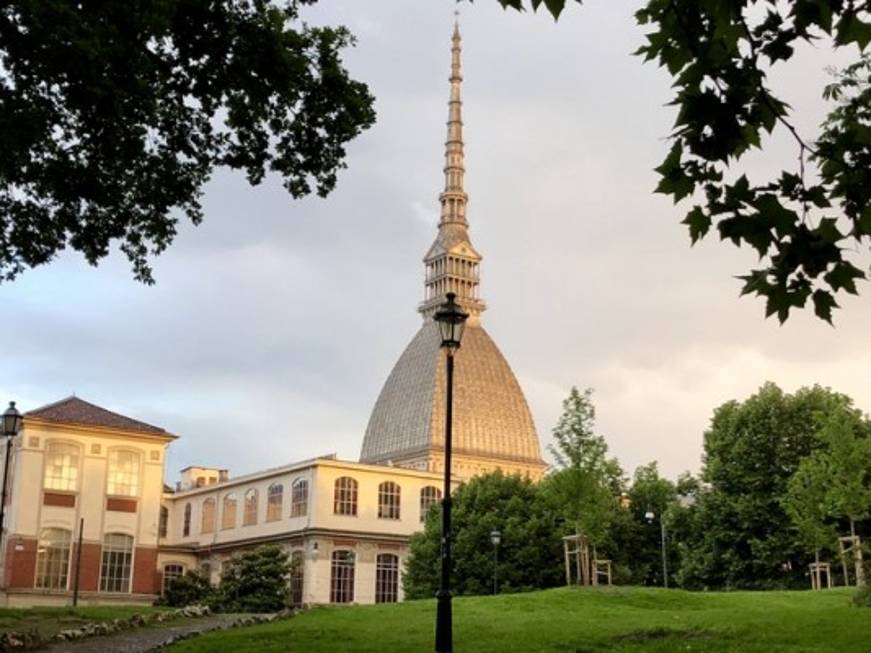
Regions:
[[165, 586, 869, 652]]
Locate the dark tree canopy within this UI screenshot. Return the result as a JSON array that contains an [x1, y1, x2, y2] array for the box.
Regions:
[[0, 0, 375, 282], [495, 0, 871, 323]]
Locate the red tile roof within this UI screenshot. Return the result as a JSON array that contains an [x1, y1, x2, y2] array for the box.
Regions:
[[25, 396, 167, 434]]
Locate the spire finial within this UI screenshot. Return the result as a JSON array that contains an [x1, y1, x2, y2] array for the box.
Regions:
[[419, 19, 486, 322]]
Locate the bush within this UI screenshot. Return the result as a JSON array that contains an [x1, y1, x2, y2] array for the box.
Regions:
[[851, 583, 871, 607], [159, 571, 214, 607], [213, 545, 293, 613]]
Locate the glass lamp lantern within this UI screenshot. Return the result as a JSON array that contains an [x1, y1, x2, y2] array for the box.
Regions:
[[2, 402, 22, 438], [490, 530, 502, 546], [434, 293, 469, 351]]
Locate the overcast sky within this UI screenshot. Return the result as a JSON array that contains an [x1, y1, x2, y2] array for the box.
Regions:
[[3, 1, 869, 483]]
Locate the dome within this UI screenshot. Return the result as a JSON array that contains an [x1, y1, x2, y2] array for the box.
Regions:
[[360, 321, 545, 477]]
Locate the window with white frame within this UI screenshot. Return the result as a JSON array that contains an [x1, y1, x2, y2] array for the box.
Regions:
[[330, 550, 355, 603], [159, 506, 168, 538], [107, 450, 140, 496], [420, 486, 442, 522], [35, 528, 72, 590], [43, 442, 79, 491], [333, 477, 357, 516], [375, 553, 399, 603], [162, 563, 185, 594], [243, 489, 258, 526], [183, 503, 192, 537], [378, 481, 401, 520], [291, 479, 308, 517], [100, 533, 134, 593], [266, 483, 283, 521], [222, 493, 237, 529], [290, 550, 304, 606], [201, 498, 216, 533]]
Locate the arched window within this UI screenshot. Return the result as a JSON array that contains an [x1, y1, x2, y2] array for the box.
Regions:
[[162, 563, 185, 594], [243, 489, 258, 526], [291, 479, 309, 517], [183, 503, 192, 537], [201, 498, 216, 533], [43, 442, 79, 491], [100, 533, 134, 593], [35, 528, 72, 589], [159, 506, 169, 538], [378, 482, 401, 520], [333, 477, 357, 516], [222, 493, 237, 529], [330, 550, 355, 603], [420, 486, 442, 522], [107, 450, 140, 496], [290, 550, 305, 607], [266, 483, 283, 521], [375, 553, 399, 603]]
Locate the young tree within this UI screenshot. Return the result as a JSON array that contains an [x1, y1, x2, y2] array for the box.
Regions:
[[403, 472, 563, 598], [545, 387, 624, 559], [0, 1, 375, 283], [783, 455, 837, 570], [496, 1, 871, 323]]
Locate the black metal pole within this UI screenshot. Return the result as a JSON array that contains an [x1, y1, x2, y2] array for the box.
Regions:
[[72, 518, 84, 606], [0, 434, 13, 555], [435, 350, 454, 653], [493, 542, 498, 595], [660, 517, 668, 589]]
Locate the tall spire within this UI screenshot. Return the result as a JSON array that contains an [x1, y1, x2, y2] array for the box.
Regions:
[[420, 18, 485, 322]]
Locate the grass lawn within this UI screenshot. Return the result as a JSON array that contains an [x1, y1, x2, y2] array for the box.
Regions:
[[165, 586, 869, 652], [0, 605, 162, 640]]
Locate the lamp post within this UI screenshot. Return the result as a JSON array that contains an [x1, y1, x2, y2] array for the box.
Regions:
[[1, 402, 23, 552], [490, 530, 501, 595], [644, 509, 668, 589], [433, 292, 468, 653]]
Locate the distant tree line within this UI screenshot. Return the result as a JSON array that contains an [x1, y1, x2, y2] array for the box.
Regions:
[[404, 383, 871, 596]]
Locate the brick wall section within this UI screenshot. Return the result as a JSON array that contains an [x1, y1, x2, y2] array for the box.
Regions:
[[5, 538, 37, 588], [76, 542, 101, 592], [132, 547, 159, 594]]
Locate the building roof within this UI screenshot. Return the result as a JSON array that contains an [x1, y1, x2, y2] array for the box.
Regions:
[[360, 321, 544, 467], [25, 396, 169, 435]]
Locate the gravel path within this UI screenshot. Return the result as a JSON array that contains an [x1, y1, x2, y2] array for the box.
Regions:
[[41, 614, 245, 653]]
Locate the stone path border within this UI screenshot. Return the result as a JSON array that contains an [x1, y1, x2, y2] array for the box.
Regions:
[[41, 614, 281, 653]]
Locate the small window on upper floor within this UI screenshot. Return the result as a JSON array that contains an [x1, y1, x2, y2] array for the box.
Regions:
[[333, 477, 357, 516], [267, 483, 283, 522], [243, 489, 258, 526], [378, 482, 401, 520], [291, 479, 309, 518], [107, 450, 140, 497], [44, 442, 80, 492]]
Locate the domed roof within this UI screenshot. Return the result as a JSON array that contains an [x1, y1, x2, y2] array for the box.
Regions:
[[360, 321, 544, 467]]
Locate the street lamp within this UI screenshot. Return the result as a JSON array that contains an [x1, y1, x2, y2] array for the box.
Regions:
[[433, 292, 468, 653], [645, 509, 668, 589], [1, 402, 23, 550], [490, 529, 502, 595]]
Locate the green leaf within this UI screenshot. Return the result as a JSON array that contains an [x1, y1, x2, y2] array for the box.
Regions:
[[836, 13, 871, 50], [812, 289, 838, 324], [753, 194, 798, 239], [824, 262, 865, 295], [682, 206, 711, 244]]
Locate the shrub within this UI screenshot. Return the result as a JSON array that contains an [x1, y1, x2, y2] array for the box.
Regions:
[[851, 583, 871, 607], [160, 571, 214, 607], [213, 545, 293, 613]]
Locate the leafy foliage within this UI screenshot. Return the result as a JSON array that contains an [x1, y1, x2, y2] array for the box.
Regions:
[[159, 570, 214, 608], [403, 471, 564, 599], [214, 545, 293, 613], [0, 1, 375, 282], [676, 383, 858, 589], [495, 0, 871, 322]]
